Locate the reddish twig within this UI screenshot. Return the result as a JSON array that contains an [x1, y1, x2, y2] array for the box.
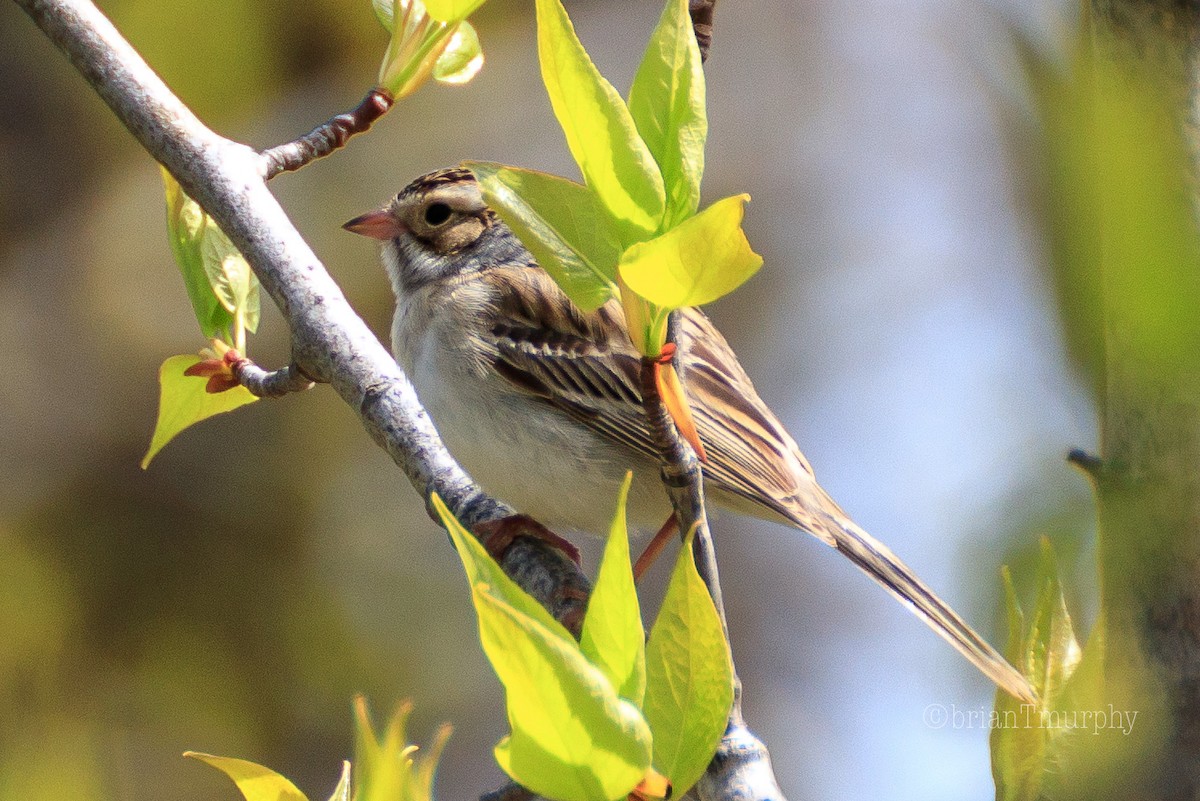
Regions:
[[260, 88, 394, 179]]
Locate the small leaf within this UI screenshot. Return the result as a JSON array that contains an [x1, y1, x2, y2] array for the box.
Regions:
[[535, 0, 666, 243], [201, 231, 259, 335], [580, 472, 647, 705], [628, 0, 707, 227], [643, 526, 733, 796], [353, 698, 451, 801], [162, 170, 232, 338], [185, 752, 308, 801], [142, 355, 257, 469], [481, 589, 652, 801], [467, 162, 619, 310], [991, 567, 1042, 801], [1025, 539, 1081, 703], [618, 194, 762, 309], [422, 0, 486, 23], [162, 169, 260, 340], [325, 762, 351, 801], [618, 277, 668, 357], [372, 0, 397, 31], [377, 0, 465, 99], [990, 541, 1085, 801], [432, 20, 483, 84]]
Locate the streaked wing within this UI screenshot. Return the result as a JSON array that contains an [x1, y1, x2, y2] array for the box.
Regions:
[[479, 266, 812, 525]]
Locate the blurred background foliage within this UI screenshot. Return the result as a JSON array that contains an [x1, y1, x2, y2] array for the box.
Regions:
[[0, 1, 1094, 800]]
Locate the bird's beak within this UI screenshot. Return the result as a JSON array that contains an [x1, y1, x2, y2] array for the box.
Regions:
[[343, 209, 405, 240]]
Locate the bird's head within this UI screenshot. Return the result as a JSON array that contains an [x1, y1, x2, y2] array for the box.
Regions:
[[345, 167, 520, 292]]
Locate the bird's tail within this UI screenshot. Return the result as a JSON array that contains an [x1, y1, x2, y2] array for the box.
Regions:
[[809, 496, 1036, 704]]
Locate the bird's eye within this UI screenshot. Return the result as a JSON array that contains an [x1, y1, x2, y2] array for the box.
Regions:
[[424, 202, 452, 226]]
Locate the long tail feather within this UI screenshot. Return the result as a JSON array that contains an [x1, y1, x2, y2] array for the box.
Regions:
[[815, 507, 1036, 704]]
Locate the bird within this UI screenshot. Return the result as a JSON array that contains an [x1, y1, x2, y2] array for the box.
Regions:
[[344, 166, 1035, 704]]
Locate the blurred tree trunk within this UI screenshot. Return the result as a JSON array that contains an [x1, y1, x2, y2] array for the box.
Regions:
[[1088, 2, 1200, 797]]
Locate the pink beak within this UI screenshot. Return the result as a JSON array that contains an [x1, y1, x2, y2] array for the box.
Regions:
[[343, 209, 405, 240]]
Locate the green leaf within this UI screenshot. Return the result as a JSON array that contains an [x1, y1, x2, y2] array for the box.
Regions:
[[353, 698, 450, 801], [422, 0, 486, 23], [325, 762, 350, 801], [618, 194, 762, 309], [991, 568, 1042, 801], [432, 20, 483, 84], [432, 494, 576, 645], [372, 0, 396, 31], [991, 541, 1085, 801], [1033, 40, 1200, 396], [483, 589, 652, 801], [1024, 539, 1081, 703], [628, 0, 707, 228], [467, 162, 619, 310], [535, 0, 665, 243], [643, 527, 733, 796], [162, 170, 260, 341], [185, 752, 309, 801], [201, 227, 260, 335], [163, 170, 232, 339], [436, 495, 652, 801], [374, 0, 480, 30], [377, 0, 474, 99], [580, 473, 647, 705], [141, 355, 258, 469]]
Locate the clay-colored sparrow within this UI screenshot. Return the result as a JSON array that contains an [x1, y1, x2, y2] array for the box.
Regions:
[[346, 167, 1034, 703]]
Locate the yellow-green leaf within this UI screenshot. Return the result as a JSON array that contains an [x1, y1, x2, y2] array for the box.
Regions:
[[433, 494, 577, 646], [643, 527, 733, 796], [618, 194, 761, 308], [467, 162, 619, 310], [422, 0, 485, 22], [184, 752, 308, 801], [580, 473, 646, 705], [353, 698, 450, 801], [202, 229, 259, 335], [141, 355, 257, 469], [991, 540, 1085, 801], [432, 20, 483, 84], [325, 762, 350, 801], [535, 0, 665, 244], [481, 588, 652, 801], [378, 3, 483, 100], [992, 568, 1042, 801], [162, 170, 260, 339], [163, 170, 232, 338], [436, 495, 652, 801], [628, 0, 706, 228]]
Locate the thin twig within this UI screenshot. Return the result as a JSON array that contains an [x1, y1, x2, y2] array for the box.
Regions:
[[230, 358, 316, 397], [260, 88, 394, 179]]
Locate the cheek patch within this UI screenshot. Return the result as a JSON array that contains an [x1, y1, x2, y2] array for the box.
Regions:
[[437, 217, 487, 254]]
